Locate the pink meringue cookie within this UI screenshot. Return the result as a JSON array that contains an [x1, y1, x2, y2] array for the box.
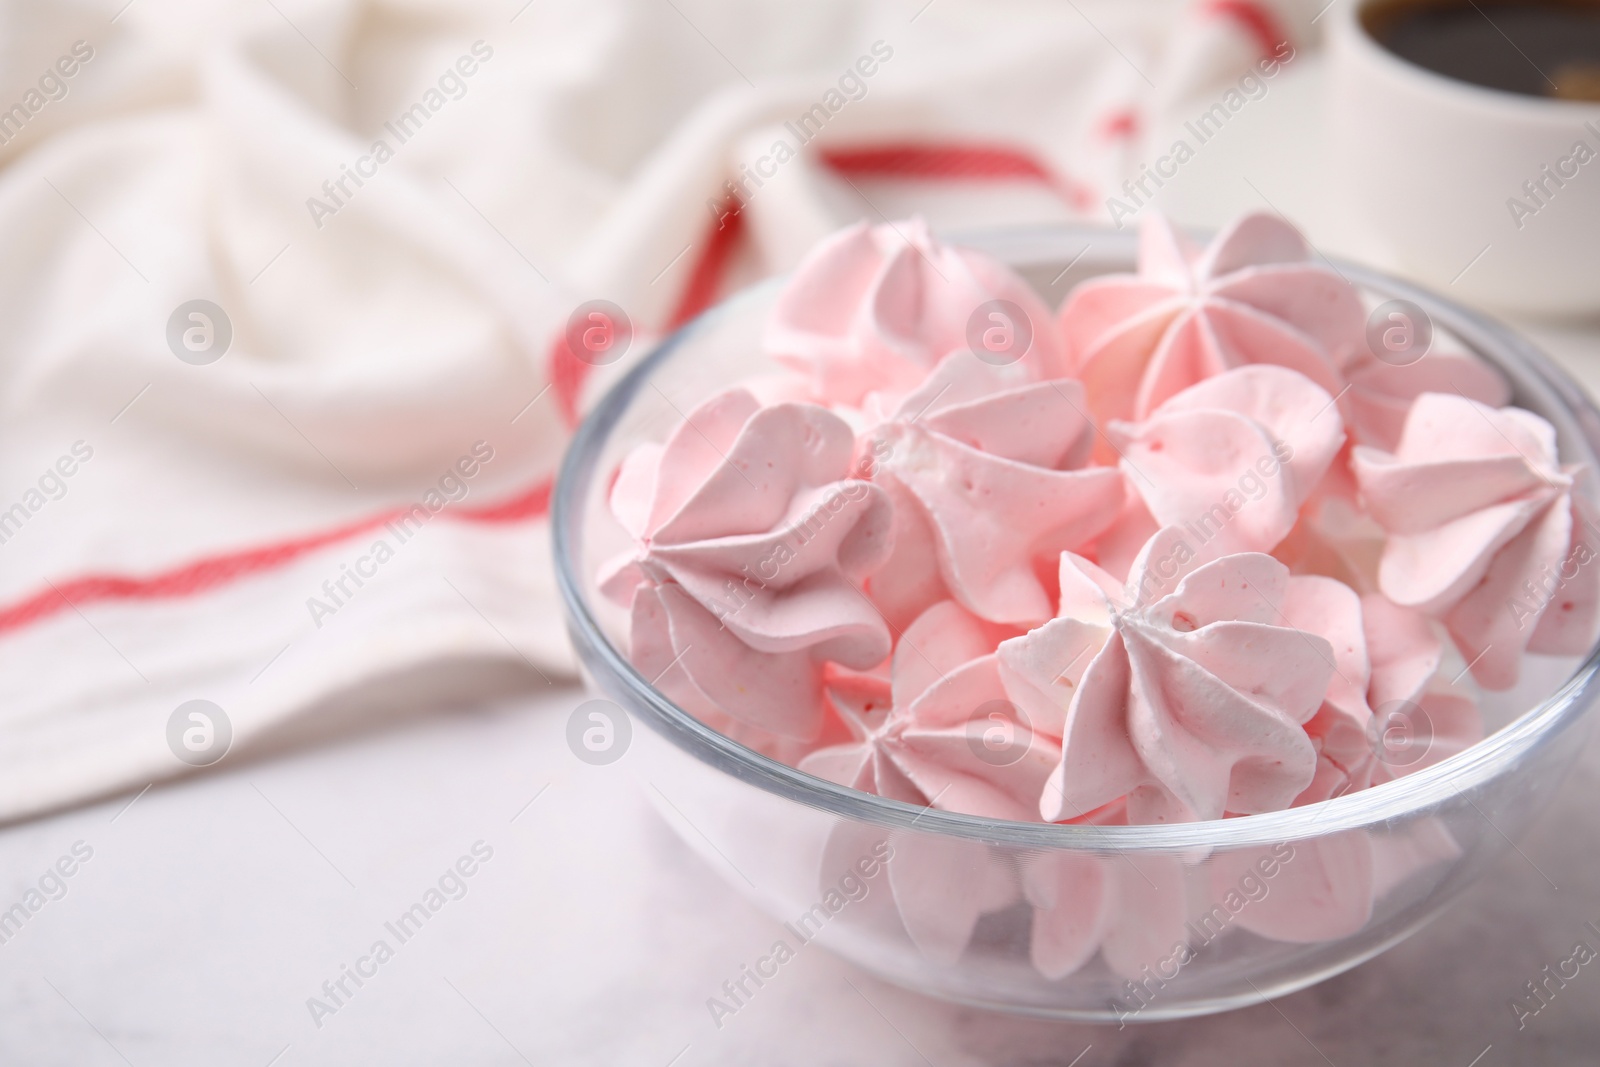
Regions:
[[803, 600, 1049, 963], [1059, 213, 1360, 427], [801, 600, 1058, 823], [862, 353, 1125, 628], [1024, 848, 1189, 980], [1209, 594, 1460, 946], [1210, 605, 1472, 947], [764, 218, 1067, 407], [1357, 593, 1482, 784], [1352, 392, 1600, 689], [1202, 603, 1478, 944], [817, 816, 1016, 967], [1342, 341, 1510, 451], [1368, 816, 1463, 902], [603, 388, 894, 738], [1291, 593, 1483, 804], [884, 831, 1018, 965], [1274, 463, 1387, 597], [1208, 819, 1462, 947], [1082, 488, 1162, 584], [1108, 365, 1346, 558], [1209, 835, 1374, 944], [1284, 575, 1373, 798], [1024, 528, 1334, 824]]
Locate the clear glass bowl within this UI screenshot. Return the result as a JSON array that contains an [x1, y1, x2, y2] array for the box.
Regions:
[[551, 225, 1600, 1021]]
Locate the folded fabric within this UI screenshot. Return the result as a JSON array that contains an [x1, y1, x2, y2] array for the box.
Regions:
[[0, 0, 1327, 819]]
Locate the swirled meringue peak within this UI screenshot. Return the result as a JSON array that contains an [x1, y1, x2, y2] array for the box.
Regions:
[[1058, 213, 1359, 427], [1108, 364, 1346, 558], [1358, 593, 1482, 783], [801, 600, 1058, 822], [602, 388, 894, 738], [764, 218, 1066, 407], [1026, 527, 1334, 823], [861, 353, 1125, 628], [1343, 339, 1510, 451], [1353, 392, 1600, 688], [1225, 595, 1482, 945], [802, 600, 1052, 962]]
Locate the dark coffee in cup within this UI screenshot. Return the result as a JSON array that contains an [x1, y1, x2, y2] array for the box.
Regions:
[[1363, 0, 1600, 101]]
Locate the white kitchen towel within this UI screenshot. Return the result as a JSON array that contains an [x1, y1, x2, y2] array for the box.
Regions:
[[0, 0, 1319, 819]]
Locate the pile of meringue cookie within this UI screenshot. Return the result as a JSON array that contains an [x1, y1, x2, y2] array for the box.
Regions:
[[599, 211, 1599, 837]]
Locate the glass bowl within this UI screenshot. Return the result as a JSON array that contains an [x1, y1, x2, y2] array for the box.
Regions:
[[551, 224, 1600, 1021]]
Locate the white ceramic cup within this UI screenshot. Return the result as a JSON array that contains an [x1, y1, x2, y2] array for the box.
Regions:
[[1328, 1, 1600, 318]]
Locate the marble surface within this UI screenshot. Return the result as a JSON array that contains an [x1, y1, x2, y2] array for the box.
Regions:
[[4, 47, 1600, 1067], [0, 685, 1597, 1066]]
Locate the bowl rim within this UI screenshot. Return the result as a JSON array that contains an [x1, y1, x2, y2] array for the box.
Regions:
[[552, 221, 1600, 852]]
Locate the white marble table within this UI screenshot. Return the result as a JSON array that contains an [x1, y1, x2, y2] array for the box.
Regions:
[[1, 684, 1597, 1066], [4, 50, 1600, 1067]]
